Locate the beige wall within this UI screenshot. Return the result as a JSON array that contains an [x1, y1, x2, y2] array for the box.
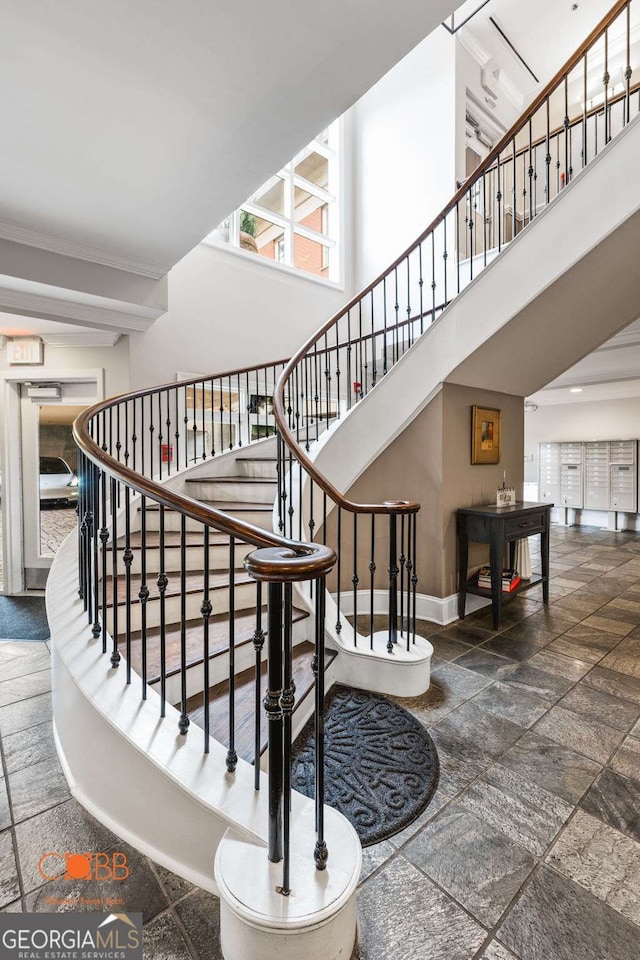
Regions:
[[325, 383, 523, 600]]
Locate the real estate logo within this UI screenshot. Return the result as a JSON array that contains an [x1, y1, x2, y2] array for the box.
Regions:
[[0, 913, 143, 960], [37, 852, 130, 882]]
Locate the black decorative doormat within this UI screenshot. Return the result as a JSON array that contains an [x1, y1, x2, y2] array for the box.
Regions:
[[291, 684, 439, 847], [0, 596, 50, 642]]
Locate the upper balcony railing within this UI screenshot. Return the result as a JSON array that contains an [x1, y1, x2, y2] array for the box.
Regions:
[[273, 0, 639, 640]]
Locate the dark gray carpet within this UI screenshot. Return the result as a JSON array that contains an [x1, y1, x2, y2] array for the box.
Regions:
[[0, 596, 50, 641], [291, 684, 439, 846]]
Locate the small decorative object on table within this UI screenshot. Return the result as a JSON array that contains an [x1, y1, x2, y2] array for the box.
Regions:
[[496, 472, 516, 506]]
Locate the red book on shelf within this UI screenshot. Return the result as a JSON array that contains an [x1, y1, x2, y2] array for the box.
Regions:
[[504, 576, 521, 592]]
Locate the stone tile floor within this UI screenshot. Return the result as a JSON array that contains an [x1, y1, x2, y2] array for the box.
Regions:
[[1, 524, 640, 960]]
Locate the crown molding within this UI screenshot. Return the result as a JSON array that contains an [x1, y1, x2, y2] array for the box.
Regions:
[[0, 219, 169, 280], [0, 285, 158, 335], [40, 331, 121, 348], [457, 29, 491, 68]]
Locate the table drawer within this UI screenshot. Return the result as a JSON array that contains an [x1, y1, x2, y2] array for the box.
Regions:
[[505, 512, 546, 538]]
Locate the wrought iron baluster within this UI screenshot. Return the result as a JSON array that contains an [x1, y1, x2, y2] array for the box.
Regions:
[[202, 526, 212, 753], [227, 536, 237, 771], [110, 477, 120, 668], [313, 575, 328, 871], [281, 582, 294, 896], [253, 581, 265, 789], [387, 512, 398, 654], [369, 515, 375, 651], [178, 515, 189, 735]]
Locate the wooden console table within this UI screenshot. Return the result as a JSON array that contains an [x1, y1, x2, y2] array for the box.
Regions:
[[457, 502, 552, 630]]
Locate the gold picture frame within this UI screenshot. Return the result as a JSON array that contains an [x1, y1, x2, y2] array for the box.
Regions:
[[471, 406, 501, 464]]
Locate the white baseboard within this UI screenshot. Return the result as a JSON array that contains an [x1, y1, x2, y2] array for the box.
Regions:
[[333, 590, 490, 627]]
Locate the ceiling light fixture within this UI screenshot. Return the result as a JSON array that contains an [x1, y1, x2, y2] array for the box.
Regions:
[[569, 387, 583, 393]]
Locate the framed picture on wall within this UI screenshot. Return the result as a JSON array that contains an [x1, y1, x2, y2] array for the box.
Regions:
[[471, 405, 501, 464]]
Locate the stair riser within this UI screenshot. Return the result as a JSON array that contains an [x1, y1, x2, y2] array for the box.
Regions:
[[159, 618, 311, 704], [236, 460, 278, 480], [185, 480, 277, 503], [106, 581, 258, 633], [143, 509, 274, 533], [110, 542, 252, 575]]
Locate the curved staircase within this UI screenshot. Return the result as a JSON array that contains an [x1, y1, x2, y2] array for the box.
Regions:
[[47, 3, 640, 958]]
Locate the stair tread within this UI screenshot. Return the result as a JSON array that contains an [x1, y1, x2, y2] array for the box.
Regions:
[[185, 475, 277, 484], [185, 642, 337, 762], [123, 605, 310, 681], [142, 500, 272, 512], [104, 569, 254, 606], [107, 531, 233, 550]]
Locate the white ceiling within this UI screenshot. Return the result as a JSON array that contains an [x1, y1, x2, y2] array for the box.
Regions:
[[0, 0, 456, 275], [0, 312, 120, 346], [459, 0, 615, 111]]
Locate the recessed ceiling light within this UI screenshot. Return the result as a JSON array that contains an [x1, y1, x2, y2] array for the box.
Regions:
[[572, 3, 579, 10], [569, 387, 583, 393]]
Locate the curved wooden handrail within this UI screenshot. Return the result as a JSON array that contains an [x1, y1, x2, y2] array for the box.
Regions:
[[74, 371, 336, 581], [273, 0, 630, 513]]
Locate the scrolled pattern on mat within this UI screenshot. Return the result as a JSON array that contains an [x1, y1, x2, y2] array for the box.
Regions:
[[291, 684, 439, 846]]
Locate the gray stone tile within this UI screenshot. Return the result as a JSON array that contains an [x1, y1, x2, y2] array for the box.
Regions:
[[472, 682, 549, 728], [454, 648, 516, 681], [0, 831, 20, 909], [0, 669, 51, 708], [580, 614, 635, 637], [498, 864, 640, 960], [582, 666, 640, 704], [429, 745, 486, 797], [428, 634, 474, 662], [459, 764, 572, 857], [357, 855, 486, 960], [600, 635, 640, 679], [0, 693, 52, 737], [142, 912, 192, 960], [25, 843, 169, 922], [150, 862, 194, 904], [433, 701, 525, 765], [390, 687, 463, 729], [14, 798, 117, 894], [0, 778, 10, 832], [9, 755, 70, 823], [2, 721, 57, 775], [480, 634, 543, 663], [0, 643, 50, 682], [534, 706, 625, 764], [359, 841, 395, 883], [173, 887, 222, 960], [581, 768, 640, 843], [558, 684, 639, 732], [498, 620, 559, 647], [551, 624, 620, 663], [443, 622, 497, 646], [430, 662, 493, 700], [1, 900, 23, 913], [598, 603, 640, 626], [527, 648, 593, 681], [553, 591, 604, 614], [404, 804, 534, 927], [546, 809, 640, 927], [500, 662, 574, 703], [500, 731, 601, 804], [388, 792, 451, 848], [483, 943, 518, 960]]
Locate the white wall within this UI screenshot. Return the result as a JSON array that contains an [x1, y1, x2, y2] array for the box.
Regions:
[[525, 396, 640, 482], [128, 242, 348, 389], [351, 28, 457, 288], [0, 337, 130, 398]]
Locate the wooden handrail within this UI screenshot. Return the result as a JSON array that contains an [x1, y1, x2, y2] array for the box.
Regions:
[[273, 0, 630, 515]]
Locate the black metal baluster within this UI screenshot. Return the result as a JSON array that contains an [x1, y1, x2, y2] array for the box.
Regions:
[[411, 513, 418, 643], [178, 515, 189, 735], [158, 505, 167, 717], [110, 478, 120, 667], [202, 526, 212, 753], [497, 151, 503, 249], [175, 388, 180, 468], [455, 201, 461, 293], [92, 464, 101, 641], [266, 580, 284, 864], [158, 393, 164, 481], [604, 27, 610, 144], [100, 468, 109, 654], [139, 494, 149, 698], [583, 54, 588, 167], [335, 507, 342, 635], [313, 576, 328, 871], [123, 485, 133, 684], [227, 536, 238, 771], [281, 582, 294, 896], [352, 514, 358, 645], [369, 515, 375, 651], [418, 242, 424, 333], [387, 512, 398, 654], [405, 513, 412, 652], [545, 99, 551, 204], [253, 581, 265, 788], [625, 2, 632, 125], [393, 270, 399, 366], [399, 514, 406, 640], [346, 311, 352, 411], [184, 385, 189, 469]]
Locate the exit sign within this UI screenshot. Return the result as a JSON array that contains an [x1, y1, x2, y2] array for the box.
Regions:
[[8, 338, 44, 365]]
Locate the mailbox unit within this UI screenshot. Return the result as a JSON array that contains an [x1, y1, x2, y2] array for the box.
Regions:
[[538, 440, 638, 515]]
